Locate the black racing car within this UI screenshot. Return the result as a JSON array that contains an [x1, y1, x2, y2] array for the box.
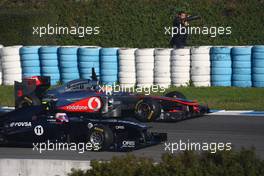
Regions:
[[14, 69, 209, 122], [0, 106, 166, 151]]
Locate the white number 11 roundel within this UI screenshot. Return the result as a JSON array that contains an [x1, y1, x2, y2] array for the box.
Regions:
[[88, 97, 101, 111], [34, 125, 44, 136]]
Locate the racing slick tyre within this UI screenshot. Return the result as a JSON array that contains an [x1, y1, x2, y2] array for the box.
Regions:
[[119, 59, 135, 66], [78, 47, 100, 56], [100, 48, 118, 56], [16, 95, 41, 109], [191, 46, 211, 55], [154, 48, 172, 56], [118, 48, 137, 55], [88, 125, 114, 151], [135, 48, 154, 56], [171, 48, 190, 55], [1, 46, 21, 56], [135, 99, 161, 122], [165, 91, 186, 99]]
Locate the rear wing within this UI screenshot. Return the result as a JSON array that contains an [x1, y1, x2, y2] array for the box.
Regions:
[[14, 76, 50, 108]]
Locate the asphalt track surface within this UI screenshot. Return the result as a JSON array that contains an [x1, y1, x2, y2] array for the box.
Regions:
[[0, 115, 263, 161]]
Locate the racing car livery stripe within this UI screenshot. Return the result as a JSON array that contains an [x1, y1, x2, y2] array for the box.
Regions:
[[137, 95, 199, 106]]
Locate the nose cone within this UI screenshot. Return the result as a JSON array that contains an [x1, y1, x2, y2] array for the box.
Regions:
[[200, 105, 210, 114]]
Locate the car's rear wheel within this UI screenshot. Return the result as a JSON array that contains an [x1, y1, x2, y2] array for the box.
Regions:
[[165, 91, 186, 99], [135, 99, 161, 122], [16, 95, 41, 109], [88, 125, 114, 151]]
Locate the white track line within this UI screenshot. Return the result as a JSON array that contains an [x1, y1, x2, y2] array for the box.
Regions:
[[209, 110, 264, 116], [0, 106, 15, 109]]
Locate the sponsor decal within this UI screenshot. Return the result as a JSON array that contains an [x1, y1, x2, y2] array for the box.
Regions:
[[88, 97, 101, 111], [87, 123, 93, 129], [59, 97, 102, 112], [10, 122, 32, 127], [94, 127, 104, 133], [34, 125, 44, 136], [122, 141, 135, 148], [24, 96, 33, 103], [65, 105, 88, 111], [115, 125, 125, 130]]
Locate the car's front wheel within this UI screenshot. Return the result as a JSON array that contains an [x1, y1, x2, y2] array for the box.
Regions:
[[135, 99, 161, 122], [88, 125, 114, 151]]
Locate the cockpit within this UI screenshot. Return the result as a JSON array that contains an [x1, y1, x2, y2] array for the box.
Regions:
[[65, 79, 100, 92]]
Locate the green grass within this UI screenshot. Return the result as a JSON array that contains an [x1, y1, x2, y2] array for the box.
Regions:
[[0, 86, 264, 110], [1, 0, 264, 46], [0, 86, 14, 107], [161, 86, 264, 110]]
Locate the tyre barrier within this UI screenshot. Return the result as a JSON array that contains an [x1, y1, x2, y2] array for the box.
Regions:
[[78, 47, 100, 80], [118, 48, 136, 87], [40, 46, 60, 85], [0, 45, 264, 88], [171, 48, 190, 87], [191, 46, 210, 87], [135, 48, 154, 87], [58, 46, 79, 83], [100, 48, 118, 85], [154, 48, 171, 88], [1, 46, 22, 85], [210, 47, 231, 86], [231, 47, 252, 87], [20, 46, 41, 78], [252, 45, 264, 87]]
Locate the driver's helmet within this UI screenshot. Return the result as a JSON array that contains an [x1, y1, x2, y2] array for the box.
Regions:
[[55, 113, 69, 123]]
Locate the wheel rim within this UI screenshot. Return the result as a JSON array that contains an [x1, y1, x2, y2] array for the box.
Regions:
[[90, 131, 103, 146], [137, 103, 151, 119]]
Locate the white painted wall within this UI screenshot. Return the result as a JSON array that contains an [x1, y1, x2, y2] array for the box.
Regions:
[[0, 159, 91, 176]]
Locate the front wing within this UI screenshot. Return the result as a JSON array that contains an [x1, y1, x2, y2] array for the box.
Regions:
[[109, 131, 167, 152]]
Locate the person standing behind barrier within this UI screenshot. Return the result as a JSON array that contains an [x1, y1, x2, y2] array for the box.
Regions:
[[170, 11, 189, 48]]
